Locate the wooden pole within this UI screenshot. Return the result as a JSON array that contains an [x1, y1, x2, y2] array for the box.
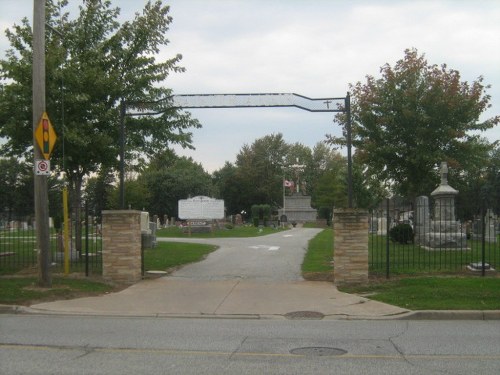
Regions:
[[33, 0, 51, 287]]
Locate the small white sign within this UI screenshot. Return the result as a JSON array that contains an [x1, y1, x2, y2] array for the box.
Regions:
[[35, 159, 50, 175]]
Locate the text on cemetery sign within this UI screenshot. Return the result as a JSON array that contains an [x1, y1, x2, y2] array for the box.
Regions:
[[178, 196, 224, 220]]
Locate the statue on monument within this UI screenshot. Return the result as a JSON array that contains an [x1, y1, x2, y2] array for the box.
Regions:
[[279, 158, 316, 222], [290, 158, 306, 195]]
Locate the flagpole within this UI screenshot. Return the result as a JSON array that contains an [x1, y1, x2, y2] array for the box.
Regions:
[[283, 177, 286, 216]]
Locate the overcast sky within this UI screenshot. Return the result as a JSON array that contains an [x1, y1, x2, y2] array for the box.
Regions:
[[1, 0, 499, 172]]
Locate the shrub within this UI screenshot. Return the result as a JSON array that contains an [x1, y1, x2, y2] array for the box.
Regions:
[[389, 223, 414, 244], [252, 217, 259, 227], [251, 204, 271, 226], [318, 206, 332, 225]]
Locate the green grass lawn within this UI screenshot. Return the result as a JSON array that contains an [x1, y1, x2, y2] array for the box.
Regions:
[[369, 234, 500, 275], [302, 229, 500, 310], [144, 241, 217, 271], [157, 224, 289, 238], [339, 276, 500, 310]]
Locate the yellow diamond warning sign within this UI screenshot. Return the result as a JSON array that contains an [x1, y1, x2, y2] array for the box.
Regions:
[[35, 112, 57, 160]]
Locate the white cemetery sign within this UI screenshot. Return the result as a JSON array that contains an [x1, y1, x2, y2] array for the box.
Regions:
[[178, 196, 224, 220]]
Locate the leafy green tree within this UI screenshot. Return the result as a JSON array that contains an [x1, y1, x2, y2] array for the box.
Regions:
[[308, 142, 346, 208], [234, 133, 289, 212], [141, 152, 213, 220], [212, 162, 246, 216], [0, 158, 64, 227], [83, 168, 115, 217], [328, 48, 498, 199], [213, 135, 356, 215], [455, 144, 500, 219], [0, 0, 200, 251], [0, 158, 30, 223]]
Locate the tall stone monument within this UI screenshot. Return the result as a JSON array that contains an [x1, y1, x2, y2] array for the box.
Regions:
[[278, 159, 317, 223], [424, 162, 467, 249]]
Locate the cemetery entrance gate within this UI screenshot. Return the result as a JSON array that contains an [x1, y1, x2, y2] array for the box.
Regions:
[[119, 92, 354, 209]]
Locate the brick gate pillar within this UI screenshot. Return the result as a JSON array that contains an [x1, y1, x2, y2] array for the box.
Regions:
[[102, 210, 142, 285], [333, 208, 369, 286]]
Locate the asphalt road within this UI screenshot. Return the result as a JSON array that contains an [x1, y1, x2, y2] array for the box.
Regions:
[[1, 315, 499, 374], [158, 227, 323, 281]]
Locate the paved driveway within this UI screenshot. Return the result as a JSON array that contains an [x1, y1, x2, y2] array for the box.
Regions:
[[161, 227, 322, 281]]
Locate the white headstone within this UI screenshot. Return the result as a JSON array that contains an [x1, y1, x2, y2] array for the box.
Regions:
[[140, 212, 150, 233]]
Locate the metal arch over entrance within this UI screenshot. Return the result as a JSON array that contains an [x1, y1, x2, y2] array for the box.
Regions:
[[119, 92, 353, 208], [126, 93, 346, 115]]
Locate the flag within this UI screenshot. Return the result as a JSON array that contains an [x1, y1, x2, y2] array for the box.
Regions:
[[284, 180, 293, 187]]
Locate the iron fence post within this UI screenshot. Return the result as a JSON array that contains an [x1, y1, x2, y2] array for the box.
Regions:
[[85, 201, 89, 277], [386, 198, 390, 279], [481, 199, 486, 277]]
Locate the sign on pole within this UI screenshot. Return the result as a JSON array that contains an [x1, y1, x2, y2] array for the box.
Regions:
[[34, 112, 57, 160], [35, 159, 51, 175]]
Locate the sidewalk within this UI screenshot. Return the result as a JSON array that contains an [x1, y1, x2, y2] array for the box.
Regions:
[[15, 276, 411, 319], [3, 276, 499, 320]]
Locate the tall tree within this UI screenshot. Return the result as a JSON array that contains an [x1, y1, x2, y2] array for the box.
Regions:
[[0, 1, 200, 251], [0, 158, 30, 223], [235, 133, 289, 213], [328, 48, 498, 199], [141, 152, 213, 220], [308, 143, 348, 209], [83, 168, 115, 217], [212, 162, 244, 216]]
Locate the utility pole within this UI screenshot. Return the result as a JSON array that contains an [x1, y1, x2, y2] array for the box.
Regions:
[[33, 0, 51, 287]]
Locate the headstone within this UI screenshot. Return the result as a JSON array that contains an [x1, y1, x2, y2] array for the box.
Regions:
[[149, 221, 157, 248], [414, 196, 431, 245], [369, 217, 378, 233], [140, 212, 150, 233], [377, 217, 387, 235], [140, 211, 153, 249], [484, 209, 498, 243], [234, 214, 243, 225]]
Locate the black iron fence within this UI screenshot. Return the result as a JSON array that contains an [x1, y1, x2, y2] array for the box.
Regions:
[[0, 203, 102, 276], [369, 198, 499, 277]]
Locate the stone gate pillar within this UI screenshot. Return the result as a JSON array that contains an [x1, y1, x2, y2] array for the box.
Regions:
[[333, 208, 369, 286], [102, 210, 142, 285]]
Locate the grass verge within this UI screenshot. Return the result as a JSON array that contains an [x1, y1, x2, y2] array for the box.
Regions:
[[301, 228, 334, 281], [338, 276, 500, 310], [0, 277, 115, 306]]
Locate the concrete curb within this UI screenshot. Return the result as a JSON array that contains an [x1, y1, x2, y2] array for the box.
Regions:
[[0, 304, 25, 314], [396, 310, 500, 320], [2, 304, 500, 320]]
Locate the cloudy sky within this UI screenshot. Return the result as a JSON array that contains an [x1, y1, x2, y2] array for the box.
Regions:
[[1, 0, 499, 172]]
